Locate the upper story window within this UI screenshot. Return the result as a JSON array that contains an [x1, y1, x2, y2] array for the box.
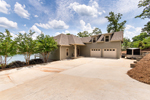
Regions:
[[105, 36, 109, 42], [93, 37, 96, 43]]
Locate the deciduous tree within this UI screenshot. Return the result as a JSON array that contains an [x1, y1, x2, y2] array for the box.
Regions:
[[135, 0, 150, 19], [37, 34, 57, 63], [15, 30, 37, 65], [105, 11, 126, 33], [0, 29, 17, 68]]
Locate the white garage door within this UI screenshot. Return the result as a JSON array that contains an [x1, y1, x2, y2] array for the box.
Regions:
[[91, 49, 101, 57], [103, 48, 116, 58]]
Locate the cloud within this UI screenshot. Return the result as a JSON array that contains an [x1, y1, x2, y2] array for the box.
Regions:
[[30, 25, 42, 39], [19, 31, 26, 34], [125, 25, 142, 40], [35, 20, 69, 29], [14, 2, 30, 19], [0, 0, 10, 14], [113, 0, 139, 14], [55, 0, 74, 22], [69, 1, 102, 17], [28, 0, 49, 15], [24, 24, 26, 27], [0, 17, 17, 28], [34, 15, 38, 17], [91, 17, 108, 25], [55, 30, 78, 36], [80, 20, 94, 33]]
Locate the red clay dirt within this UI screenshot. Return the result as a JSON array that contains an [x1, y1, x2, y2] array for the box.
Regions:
[[127, 53, 150, 84]]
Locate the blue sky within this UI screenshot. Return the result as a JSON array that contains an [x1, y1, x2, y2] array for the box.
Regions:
[[0, 0, 149, 40]]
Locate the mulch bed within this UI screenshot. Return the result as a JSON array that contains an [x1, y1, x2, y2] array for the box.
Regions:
[[0, 59, 44, 70], [127, 53, 150, 84]]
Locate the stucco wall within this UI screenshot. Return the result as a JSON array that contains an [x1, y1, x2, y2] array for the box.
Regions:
[[60, 46, 74, 60], [80, 41, 121, 59]]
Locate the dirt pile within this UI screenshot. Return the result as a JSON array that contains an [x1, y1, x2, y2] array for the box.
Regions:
[[127, 53, 150, 84]]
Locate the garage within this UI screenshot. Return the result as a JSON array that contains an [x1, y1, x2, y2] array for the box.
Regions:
[[91, 49, 101, 57], [103, 48, 116, 58]]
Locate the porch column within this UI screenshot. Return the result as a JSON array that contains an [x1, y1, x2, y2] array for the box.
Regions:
[[74, 45, 77, 58]]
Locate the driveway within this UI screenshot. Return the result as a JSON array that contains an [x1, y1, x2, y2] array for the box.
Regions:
[[0, 58, 150, 100]]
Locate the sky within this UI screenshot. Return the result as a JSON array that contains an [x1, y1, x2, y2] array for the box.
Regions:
[[0, 0, 149, 40]]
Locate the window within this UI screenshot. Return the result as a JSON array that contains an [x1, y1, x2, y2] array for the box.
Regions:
[[104, 49, 106, 51], [110, 49, 112, 51], [105, 36, 109, 42], [113, 49, 115, 51], [66, 48, 69, 56], [93, 37, 96, 43], [107, 49, 109, 51]]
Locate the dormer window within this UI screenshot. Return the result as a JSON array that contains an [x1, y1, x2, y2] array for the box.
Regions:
[[105, 36, 109, 42], [93, 37, 96, 43]]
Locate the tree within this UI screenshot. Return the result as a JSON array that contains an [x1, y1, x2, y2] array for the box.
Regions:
[[132, 32, 148, 42], [0, 29, 17, 68], [135, 0, 150, 19], [142, 36, 150, 49], [142, 21, 150, 34], [105, 11, 126, 33], [66, 33, 71, 35], [37, 34, 57, 63], [15, 30, 37, 65], [77, 31, 90, 37], [122, 38, 131, 50], [91, 28, 102, 35]]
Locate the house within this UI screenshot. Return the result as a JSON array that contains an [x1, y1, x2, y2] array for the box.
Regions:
[[48, 31, 123, 60]]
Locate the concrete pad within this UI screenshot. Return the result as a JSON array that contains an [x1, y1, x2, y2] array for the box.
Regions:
[[0, 58, 150, 100]]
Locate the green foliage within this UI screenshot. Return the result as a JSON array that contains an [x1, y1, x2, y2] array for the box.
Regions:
[[142, 36, 150, 49], [135, 0, 150, 19], [0, 29, 17, 68], [131, 41, 140, 48], [91, 28, 102, 35], [105, 11, 126, 33], [15, 30, 37, 65], [77, 28, 102, 37], [142, 21, 150, 34], [132, 32, 148, 42], [77, 31, 90, 37], [122, 38, 131, 50], [66, 33, 71, 35], [37, 34, 58, 63]]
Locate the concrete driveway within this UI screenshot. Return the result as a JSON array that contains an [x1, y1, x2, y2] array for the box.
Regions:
[[0, 58, 150, 100]]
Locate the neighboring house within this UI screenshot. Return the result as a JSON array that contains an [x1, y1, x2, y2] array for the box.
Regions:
[[47, 31, 123, 60]]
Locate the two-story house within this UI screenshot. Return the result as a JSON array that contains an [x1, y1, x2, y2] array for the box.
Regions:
[[47, 31, 123, 60]]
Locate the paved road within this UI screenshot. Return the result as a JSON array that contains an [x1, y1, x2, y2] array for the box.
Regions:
[[0, 58, 150, 100]]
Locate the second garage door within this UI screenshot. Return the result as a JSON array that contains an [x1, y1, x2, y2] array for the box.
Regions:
[[91, 49, 101, 57], [103, 48, 116, 58]]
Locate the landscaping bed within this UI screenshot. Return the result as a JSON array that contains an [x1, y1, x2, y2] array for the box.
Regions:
[[127, 53, 150, 84], [0, 59, 44, 70]]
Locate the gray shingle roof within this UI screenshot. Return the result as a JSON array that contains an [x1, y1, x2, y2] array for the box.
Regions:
[[111, 31, 123, 41], [54, 31, 123, 45], [97, 35, 104, 42], [54, 34, 84, 45], [80, 37, 91, 43]]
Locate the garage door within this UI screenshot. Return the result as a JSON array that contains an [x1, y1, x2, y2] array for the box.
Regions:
[[103, 48, 116, 58], [91, 49, 101, 57]]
